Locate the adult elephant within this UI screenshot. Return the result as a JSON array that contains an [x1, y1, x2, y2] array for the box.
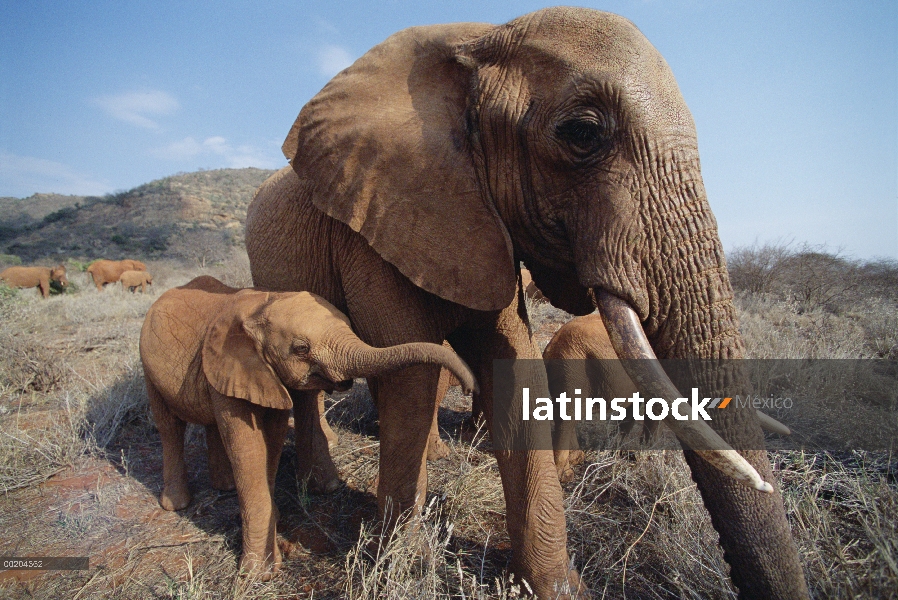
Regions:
[[0, 264, 68, 298], [86, 259, 147, 290], [246, 8, 808, 599]]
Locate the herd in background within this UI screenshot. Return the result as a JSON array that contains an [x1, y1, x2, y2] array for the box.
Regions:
[[0, 258, 153, 297]]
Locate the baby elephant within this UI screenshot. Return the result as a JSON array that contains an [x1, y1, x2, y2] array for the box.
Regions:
[[120, 269, 152, 293], [0, 265, 68, 298], [139, 276, 476, 579]]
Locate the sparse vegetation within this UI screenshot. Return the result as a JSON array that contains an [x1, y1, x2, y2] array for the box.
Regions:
[[0, 240, 894, 598], [0, 168, 274, 263], [729, 242, 898, 359]]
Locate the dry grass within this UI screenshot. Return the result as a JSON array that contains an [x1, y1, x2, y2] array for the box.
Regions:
[[0, 254, 894, 599]]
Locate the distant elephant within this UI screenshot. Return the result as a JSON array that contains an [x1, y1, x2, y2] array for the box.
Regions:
[[245, 8, 808, 597], [139, 276, 476, 579], [119, 269, 153, 293], [0, 264, 68, 298], [86, 259, 147, 290]]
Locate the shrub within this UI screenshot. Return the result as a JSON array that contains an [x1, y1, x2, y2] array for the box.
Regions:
[[0, 281, 18, 302], [729, 242, 896, 313], [727, 241, 792, 295], [0, 253, 22, 266]]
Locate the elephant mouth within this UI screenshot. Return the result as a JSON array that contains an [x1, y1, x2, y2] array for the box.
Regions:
[[295, 371, 353, 394], [592, 288, 775, 493]]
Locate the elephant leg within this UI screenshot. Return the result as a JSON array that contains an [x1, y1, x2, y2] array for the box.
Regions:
[[206, 424, 236, 491], [552, 422, 584, 484], [450, 300, 582, 598], [371, 364, 440, 528], [212, 392, 281, 580], [368, 376, 445, 463], [39, 279, 49, 298], [263, 408, 290, 491], [317, 393, 338, 448], [427, 367, 452, 461], [147, 382, 191, 511], [292, 390, 339, 493], [263, 408, 290, 550]]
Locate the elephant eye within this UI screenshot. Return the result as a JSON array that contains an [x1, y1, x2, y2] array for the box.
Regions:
[[555, 113, 615, 159], [292, 340, 311, 355]]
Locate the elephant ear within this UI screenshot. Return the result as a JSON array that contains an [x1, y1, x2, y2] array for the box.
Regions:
[[282, 23, 516, 312], [202, 291, 292, 410]]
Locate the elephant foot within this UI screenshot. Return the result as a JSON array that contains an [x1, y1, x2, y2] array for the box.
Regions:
[[238, 547, 281, 581], [554, 449, 586, 484], [321, 418, 339, 448], [307, 472, 341, 494], [209, 468, 236, 492], [160, 485, 191, 511], [514, 565, 589, 600], [298, 451, 341, 494], [426, 436, 450, 461], [361, 518, 433, 565]]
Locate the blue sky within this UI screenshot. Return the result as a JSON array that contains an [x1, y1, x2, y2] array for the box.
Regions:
[[1, 1, 896, 259]]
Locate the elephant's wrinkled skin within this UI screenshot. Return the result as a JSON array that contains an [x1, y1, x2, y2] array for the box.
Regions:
[[246, 8, 808, 598], [87, 259, 146, 290], [140, 276, 476, 579], [0, 265, 68, 298], [119, 269, 153, 293]]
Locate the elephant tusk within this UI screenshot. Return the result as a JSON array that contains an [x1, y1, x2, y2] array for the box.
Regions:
[[594, 289, 774, 494], [757, 411, 791, 435]]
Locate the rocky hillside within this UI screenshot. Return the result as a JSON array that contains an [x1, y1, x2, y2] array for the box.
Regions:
[[0, 168, 276, 264]]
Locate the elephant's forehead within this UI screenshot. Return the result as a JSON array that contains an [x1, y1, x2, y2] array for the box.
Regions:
[[514, 7, 647, 61], [510, 7, 693, 131], [266, 293, 351, 330]]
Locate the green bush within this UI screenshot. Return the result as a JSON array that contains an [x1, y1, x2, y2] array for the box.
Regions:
[[0, 281, 18, 301], [42, 206, 78, 224], [49, 279, 76, 295], [66, 259, 91, 272]]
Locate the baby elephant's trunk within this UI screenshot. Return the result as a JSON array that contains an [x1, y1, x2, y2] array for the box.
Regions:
[[333, 340, 478, 394]]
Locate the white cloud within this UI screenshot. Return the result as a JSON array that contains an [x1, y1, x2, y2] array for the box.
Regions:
[[94, 90, 179, 129], [314, 18, 340, 35], [149, 136, 282, 169], [317, 45, 355, 78], [0, 152, 112, 197]]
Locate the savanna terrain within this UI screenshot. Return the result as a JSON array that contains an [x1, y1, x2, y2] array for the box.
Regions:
[[0, 172, 895, 600]]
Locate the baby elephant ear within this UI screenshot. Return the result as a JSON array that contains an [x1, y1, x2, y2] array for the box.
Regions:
[[283, 22, 516, 312], [202, 292, 292, 410]]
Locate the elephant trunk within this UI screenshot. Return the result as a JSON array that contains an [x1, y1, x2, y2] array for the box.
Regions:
[[327, 335, 478, 394], [590, 183, 809, 597]]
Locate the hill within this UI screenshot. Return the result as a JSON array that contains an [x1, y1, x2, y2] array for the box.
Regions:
[[0, 167, 276, 264]]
